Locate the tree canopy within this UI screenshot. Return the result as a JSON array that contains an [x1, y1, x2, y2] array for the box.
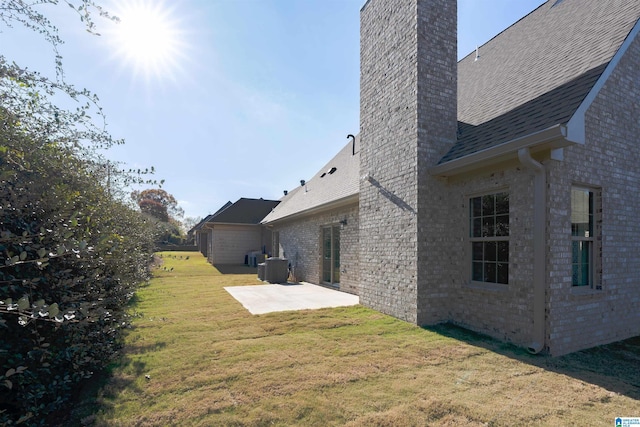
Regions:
[[131, 188, 186, 245], [131, 188, 184, 222]]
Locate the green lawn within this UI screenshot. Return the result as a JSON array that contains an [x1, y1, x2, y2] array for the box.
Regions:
[[87, 251, 639, 426]]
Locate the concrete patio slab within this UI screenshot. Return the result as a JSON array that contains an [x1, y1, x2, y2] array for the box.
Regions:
[[224, 282, 359, 315]]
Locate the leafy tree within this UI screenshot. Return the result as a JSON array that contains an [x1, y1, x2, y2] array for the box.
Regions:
[[0, 107, 157, 425], [139, 198, 171, 222], [182, 216, 203, 241], [1, 1, 119, 152], [131, 188, 185, 222], [155, 219, 185, 245], [182, 216, 203, 232], [130, 189, 186, 245], [0, 1, 160, 424], [182, 217, 203, 245]]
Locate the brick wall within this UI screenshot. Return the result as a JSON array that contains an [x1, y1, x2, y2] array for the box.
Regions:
[[210, 224, 263, 264], [546, 32, 640, 355], [354, 0, 639, 356], [196, 230, 208, 256], [271, 205, 359, 295], [359, 0, 457, 324], [415, 0, 459, 325], [431, 32, 640, 355], [442, 166, 538, 349]]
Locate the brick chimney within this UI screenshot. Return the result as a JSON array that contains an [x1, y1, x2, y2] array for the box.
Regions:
[[359, 0, 457, 324]]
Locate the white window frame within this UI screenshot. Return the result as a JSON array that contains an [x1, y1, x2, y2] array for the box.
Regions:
[[571, 186, 601, 289], [469, 191, 510, 285]]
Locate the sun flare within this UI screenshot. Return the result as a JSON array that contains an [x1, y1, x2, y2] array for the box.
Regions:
[[108, 1, 186, 81]]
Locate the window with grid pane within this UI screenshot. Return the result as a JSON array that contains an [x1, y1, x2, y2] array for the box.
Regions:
[[470, 192, 509, 284], [571, 187, 597, 287]]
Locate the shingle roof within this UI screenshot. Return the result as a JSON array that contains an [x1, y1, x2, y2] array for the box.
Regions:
[[189, 201, 233, 233], [207, 198, 280, 225], [443, 0, 640, 163], [211, 201, 234, 217], [262, 136, 360, 224]]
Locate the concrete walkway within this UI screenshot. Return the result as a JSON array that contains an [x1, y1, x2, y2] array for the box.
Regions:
[[224, 282, 360, 315]]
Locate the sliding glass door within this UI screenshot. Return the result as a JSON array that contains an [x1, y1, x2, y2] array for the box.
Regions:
[[322, 226, 340, 285]]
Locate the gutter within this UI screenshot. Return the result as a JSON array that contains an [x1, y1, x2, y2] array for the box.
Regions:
[[261, 194, 359, 226], [203, 222, 262, 230], [517, 147, 546, 354], [430, 125, 571, 177]]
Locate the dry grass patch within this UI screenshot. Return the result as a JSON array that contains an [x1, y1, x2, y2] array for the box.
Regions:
[[88, 251, 639, 426]]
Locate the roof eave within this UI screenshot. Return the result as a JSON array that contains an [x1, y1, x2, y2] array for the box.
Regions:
[[203, 221, 263, 227], [430, 124, 573, 178], [262, 193, 359, 226]]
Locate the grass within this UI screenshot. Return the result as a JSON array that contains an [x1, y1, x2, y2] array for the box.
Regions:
[[85, 251, 639, 426]]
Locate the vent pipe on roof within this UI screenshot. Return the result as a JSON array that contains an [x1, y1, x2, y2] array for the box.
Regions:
[[283, 190, 288, 196], [300, 180, 305, 187], [475, 46, 480, 61], [347, 134, 355, 155]]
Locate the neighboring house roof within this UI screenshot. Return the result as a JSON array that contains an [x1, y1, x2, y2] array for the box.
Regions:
[[443, 0, 640, 164], [262, 135, 360, 224], [188, 201, 233, 234], [189, 215, 214, 234], [211, 201, 234, 217], [207, 198, 280, 225]]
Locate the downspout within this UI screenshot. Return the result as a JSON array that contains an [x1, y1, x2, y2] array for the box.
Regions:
[[517, 148, 546, 354]]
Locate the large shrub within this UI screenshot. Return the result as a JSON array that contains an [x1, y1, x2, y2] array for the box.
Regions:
[[0, 110, 155, 424], [0, 3, 164, 422]]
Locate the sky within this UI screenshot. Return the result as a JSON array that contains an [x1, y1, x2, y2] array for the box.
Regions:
[[0, 0, 546, 221]]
